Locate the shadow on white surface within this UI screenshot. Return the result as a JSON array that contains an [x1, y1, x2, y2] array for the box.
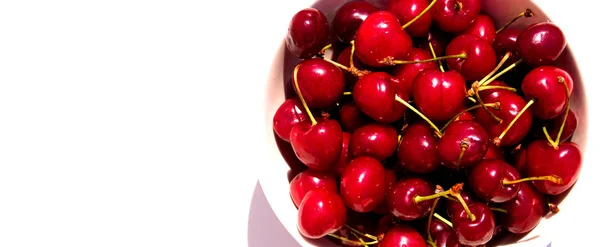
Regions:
[[248, 181, 301, 247]]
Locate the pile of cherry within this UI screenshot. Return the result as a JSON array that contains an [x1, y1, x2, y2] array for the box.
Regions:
[[273, 0, 583, 246]]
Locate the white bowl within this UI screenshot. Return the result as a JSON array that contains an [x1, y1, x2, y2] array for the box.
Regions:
[[260, 0, 591, 246]]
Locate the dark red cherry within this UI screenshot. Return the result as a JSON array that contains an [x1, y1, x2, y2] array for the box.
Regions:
[[273, 97, 309, 142], [355, 11, 413, 67], [526, 140, 582, 195], [446, 189, 479, 218], [339, 102, 370, 133], [493, 28, 522, 63], [294, 58, 346, 109], [413, 69, 466, 121], [437, 120, 489, 169], [387, 0, 432, 37], [429, 218, 452, 239], [353, 72, 408, 123], [290, 170, 337, 207], [434, 230, 464, 247], [333, 132, 352, 176], [397, 122, 441, 173], [414, 27, 451, 56], [521, 66, 574, 120], [286, 8, 330, 59], [374, 168, 398, 214], [336, 45, 369, 71], [455, 111, 474, 121], [391, 47, 437, 94], [297, 188, 347, 239], [474, 92, 533, 147], [511, 144, 528, 176], [498, 183, 547, 234], [460, 14, 496, 44], [386, 177, 434, 221], [432, 0, 481, 33], [516, 22, 567, 67], [340, 156, 387, 212], [350, 123, 398, 161], [547, 109, 578, 143], [483, 141, 504, 160], [446, 34, 497, 82], [452, 202, 495, 246], [379, 224, 428, 247], [290, 119, 343, 171], [468, 159, 520, 203], [333, 0, 379, 43]]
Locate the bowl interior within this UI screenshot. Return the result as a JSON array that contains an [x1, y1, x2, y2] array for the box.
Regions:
[[261, 0, 588, 246]]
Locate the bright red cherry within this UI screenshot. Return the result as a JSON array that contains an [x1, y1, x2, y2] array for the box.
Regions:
[[340, 156, 387, 212], [353, 72, 408, 123], [391, 47, 437, 94], [521, 66, 574, 120], [397, 122, 441, 173], [333, 0, 379, 43], [350, 123, 398, 161], [437, 120, 489, 169], [516, 22, 567, 67], [412, 69, 467, 121], [297, 188, 346, 239], [338, 102, 370, 133], [273, 97, 309, 142], [355, 11, 413, 67], [483, 141, 504, 160], [294, 58, 346, 109], [387, 0, 432, 37], [460, 14, 496, 43], [374, 168, 398, 214], [468, 159, 521, 203], [286, 8, 330, 59], [290, 170, 337, 207], [290, 118, 343, 171], [386, 177, 434, 221], [446, 189, 479, 218], [493, 28, 522, 63], [474, 92, 533, 147], [446, 34, 497, 82], [498, 183, 547, 234], [432, 0, 481, 33], [546, 109, 578, 143], [452, 202, 495, 246], [526, 140, 582, 195], [429, 218, 452, 240], [379, 224, 428, 247]]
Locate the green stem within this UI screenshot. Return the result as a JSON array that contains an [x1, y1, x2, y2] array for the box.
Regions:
[[543, 126, 559, 149], [496, 9, 534, 34], [477, 85, 517, 93], [402, 0, 438, 29], [433, 213, 453, 228], [328, 234, 378, 245], [395, 95, 442, 137], [427, 33, 444, 72], [414, 189, 452, 204], [480, 59, 523, 87], [393, 53, 466, 65], [554, 76, 571, 145], [440, 103, 499, 132], [293, 65, 317, 126], [345, 224, 378, 241], [427, 198, 441, 244], [478, 52, 511, 87], [494, 98, 534, 146], [503, 175, 563, 185]]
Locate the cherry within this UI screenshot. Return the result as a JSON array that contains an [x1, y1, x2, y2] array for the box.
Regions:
[[437, 120, 489, 169], [483, 141, 504, 160], [412, 69, 467, 121], [350, 123, 399, 161], [387, 0, 432, 37], [290, 170, 338, 207], [434, 230, 464, 247], [446, 189, 478, 218], [340, 156, 387, 212], [498, 183, 547, 234], [493, 28, 522, 63], [338, 102, 370, 133], [333, 0, 379, 43], [468, 159, 521, 203], [353, 72, 408, 123], [526, 140, 582, 195], [474, 92, 533, 147], [290, 118, 343, 171], [297, 188, 347, 239], [386, 177, 435, 220], [446, 34, 497, 82], [294, 58, 346, 109], [336, 45, 369, 71], [428, 218, 452, 239], [451, 202, 495, 246], [355, 11, 413, 67], [460, 14, 496, 44], [333, 132, 352, 176], [379, 224, 428, 247], [391, 47, 438, 94], [474, 80, 512, 102], [521, 66, 573, 120], [455, 111, 474, 121], [273, 97, 309, 142], [286, 8, 330, 59], [516, 22, 567, 67], [546, 109, 578, 143], [374, 168, 399, 214], [397, 122, 441, 173], [432, 0, 481, 33]]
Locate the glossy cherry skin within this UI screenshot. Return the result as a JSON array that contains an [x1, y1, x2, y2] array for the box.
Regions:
[[446, 34, 497, 82], [432, 0, 481, 33], [547, 109, 578, 143], [526, 140, 582, 195], [290, 170, 337, 207], [460, 14, 496, 44], [455, 111, 474, 121], [350, 123, 398, 161], [386, 177, 434, 221], [391, 47, 437, 94], [468, 159, 520, 203], [340, 156, 387, 212], [474, 92, 533, 147], [493, 28, 522, 63], [413, 69, 467, 121], [286, 8, 330, 59], [437, 120, 489, 169], [294, 58, 346, 109], [522, 66, 574, 120], [387, 0, 432, 37], [290, 119, 343, 171], [355, 11, 413, 67], [511, 145, 529, 176], [273, 98, 309, 142], [429, 218, 452, 239], [339, 102, 370, 133], [379, 224, 428, 247], [397, 122, 441, 173], [434, 230, 464, 247], [336, 45, 369, 71], [446, 189, 478, 218], [452, 202, 495, 246], [498, 183, 547, 234], [333, 132, 352, 176], [353, 72, 408, 123], [483, 141, 504, 160], [333, 0, 379, 43], [297, 188, 347, 239], [374, 168, 398, 214], [516, 22, 567, 67]]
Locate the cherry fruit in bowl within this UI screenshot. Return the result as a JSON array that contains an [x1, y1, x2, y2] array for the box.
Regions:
[[286, 8, 330, 59]]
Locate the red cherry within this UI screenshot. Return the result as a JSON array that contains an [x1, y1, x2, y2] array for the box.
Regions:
[[387, 0, 432, 37], [286, 8, 330, 59], [355, 11, 413, 67], [290, 119, 343, 171], [333, 0, 379, 43], [294, 58, 346, 109], [516, 22, 567, 67], [483, 141, 504, 160], [374, 168, 399, 214], [468, 159, 520, 203], [521, 66, 573, 120], [474, 92, 533, 147], [333, 132, 352, 177], [510, 144, 529, 176], [498, 183, 547, 234], [386, 177, 434, 221], [459, 14, 496, 43], [476, 80, 511, 101], [340, 156, 387, 213], [434, 230, 464, 247], [446, 189, 479, 218], [455, 110, 474, 121], [397, 122, 441, 173], [379, 224, 428, 247], [546, 109, 578, 143], [290, 170, 337, 207], [353, 72, 408, 123], [297, 188, 347, 239], [432, 0, 481, 33], [428, 218, 452, 240], [412, 69, 466, 121], [452, 202, 495, 246], [338, 102, 370, 133], [526, 140, 582, 195], [446, 34, 497, 82], [391, 47, 437, 94], [437, 120, 489, 169], [493, 28, 522, 63], [272, 97, 309, 142], [336, 45, 369, 71], [350, 123, 399, 161]]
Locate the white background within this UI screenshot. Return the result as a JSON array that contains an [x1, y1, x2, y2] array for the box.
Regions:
[[0, 0, 596, 246]]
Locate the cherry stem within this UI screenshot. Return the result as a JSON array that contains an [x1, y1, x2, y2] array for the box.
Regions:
[[477, 85, 517, 93], [395, 95, 442, 137], [456, 140, 469, 168], [468, 96, 476, 103], [441, 102, 500, 132], [402, 0, 438, 29], [477, 52, 511, 87], [490, 207, 508, 213], [343, 91, 352, 95], [449, 183, 475, 221], [427, 198, 441, 244], [293, 65, 317, 126], [543, 126, 559, 149], [398, 135, 402, 144], [480, 59, 523, 87], [345, 224, 378, 241], [503, 175, 563, 185], [554, 76, 571, 145], [549, 201, 560, 214], [496, 9, 534, 34], [319, 44, 333, 55], [392, 53, 466, 65], [414, 189, 453, 204], [350, 40, 356, 70], [350, 232, 369, 247], [322, 57, 351, 72], [494, 98, 534, 146], [427, 33, 445, 72], [434, 213, 453, 228], [328, 233, 378, 245], [474, 85, 503, 123]]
